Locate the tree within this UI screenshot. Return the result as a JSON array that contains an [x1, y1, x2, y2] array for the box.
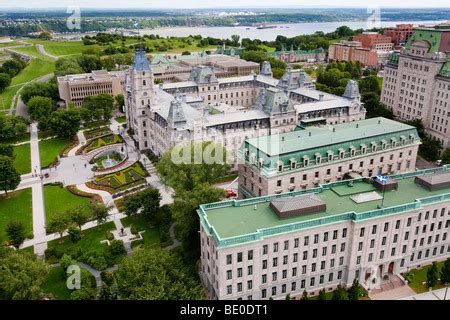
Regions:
[[441, 148, 450, 165], [6, 221, 26, 248], [68, 207, 91, 230], [0, 156, 21, 196], [347, 279, 360, 300], [231, 34, 240, 46], [0, 144, 13, 158], [0, 59, 25, 77], [21, 81, 59, 104], [124, 187, 161, 223], [0, 114, 27, 140], [114, 94, 124, 110], [426, 262, 439, 288], [55, 56, 84, 76], [38, 32, 52, 40], [27, 96, 54, 125], [0, 73, 11, 93], [332, 284, 348, 300], [0, 247, 49, 299], [81, 93, 114, 122], [46, 212, 70, 241], [90, 201, 111, 225], [77, 54, 102, 73], [420, 136, 443, 162], [115, 248, 203, 299], [67, 225, 82, 243], [48, 108, 81, 137], [318, 288, 327, 300], [441, 258, 450, 285], [300, 290, 309, 300]]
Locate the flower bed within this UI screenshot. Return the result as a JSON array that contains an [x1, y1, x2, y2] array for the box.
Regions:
[[59, 137, 80, 158], [83, 126, 112, 140], [76, 133, 122, 155], [66, 185, 102, 203]]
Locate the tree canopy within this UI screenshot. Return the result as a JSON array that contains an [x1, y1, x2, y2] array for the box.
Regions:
[[0, 155, 21, 195]]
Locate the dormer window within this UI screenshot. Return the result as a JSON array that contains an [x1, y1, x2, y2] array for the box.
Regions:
[[250, 153, 256, 163], [244, 148, 249, 159], [381, 140, 387, 150], [400, 136, 407, 145], [410, 134, 416, 143], [277, 161, 284, 172], [327, 151, 334, 161], [339, 148, 345, 159], [371, 142, 377, 152], [315, 153, 322, 164], [391, 137, 397, 147], [258, 158, 264, 168], [361, 144, 367, 154], [303, 156, 309, 167], [289, 158, 297, 169], [350, 146, 356, 157]]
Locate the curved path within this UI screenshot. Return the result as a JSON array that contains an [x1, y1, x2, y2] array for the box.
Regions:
[[164, 222, 182, 251], [36, 44, 59, 60]]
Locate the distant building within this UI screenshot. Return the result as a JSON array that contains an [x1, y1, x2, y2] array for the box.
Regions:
[[238, 117, 420, 198], [353, 32, 393, 51], [384, 24, 415, 48], [150, 52, 259, 82], [328, 41, 380, 67], [381, 23, 450, 150], [267, 45, 326, 64], [57, 70, 125, 107], [199, 165, 450, 300]]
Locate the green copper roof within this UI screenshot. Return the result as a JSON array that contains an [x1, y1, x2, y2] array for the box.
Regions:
[[198, 166, 450, 248], [439, 61, 450, 78], [405, 28, 443, 53]]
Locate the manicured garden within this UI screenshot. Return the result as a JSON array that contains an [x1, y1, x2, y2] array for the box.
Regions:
[[43, 184, 92, 222], [0, 188, 33, 242], [84, 134, 122, 153], [89, 162, 148, 193], [39, 137, 72, 168], [121, 215, 160, 249], [13, 143, 31, 174], [405, 260, 446, 293], [45, 222, 126, 271]]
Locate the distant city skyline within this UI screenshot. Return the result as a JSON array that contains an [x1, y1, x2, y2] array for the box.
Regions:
[[1, 0, 450, 9]]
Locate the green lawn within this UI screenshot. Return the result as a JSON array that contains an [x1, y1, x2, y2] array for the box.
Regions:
[[47, 222, 115, 255], [13, 143, 31, 175], [115, 116, 126, 124], [43, 184, 92, 222], [406, 261, 446, 293], [2, 132, 30, 144], [39, 137, 71, 168], [121, 215, 160, 249], [41, 266, 72, 300], [0, 188, 33, 242]]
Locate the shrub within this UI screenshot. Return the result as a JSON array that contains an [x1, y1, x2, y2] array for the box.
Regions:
[[106, 232, 114, 241], [130, 225, 138, 235], [108, 240, 126, 257], [101, 270, 116, 286], [60, 253, 76, 271], [68, 225, 82, 243]]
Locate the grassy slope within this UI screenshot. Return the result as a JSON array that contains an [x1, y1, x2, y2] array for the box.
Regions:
[[43, 184, 91, 222], [13, 143, 31, 174], [0, 188, 33, 242]]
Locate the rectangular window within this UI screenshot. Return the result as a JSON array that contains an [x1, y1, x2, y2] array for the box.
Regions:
[[226, 255, 232, 265]]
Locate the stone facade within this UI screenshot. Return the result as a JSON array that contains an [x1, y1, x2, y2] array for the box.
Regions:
[[125, 50, 367, 166], [381, 24, 450, 150], [199, 167, 450, 300]]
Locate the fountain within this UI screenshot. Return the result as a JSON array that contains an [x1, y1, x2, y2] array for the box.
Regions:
[[102, 154, 118, 168]]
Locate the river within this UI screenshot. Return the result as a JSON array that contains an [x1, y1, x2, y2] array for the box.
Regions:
[[135, 20, 447, 41]]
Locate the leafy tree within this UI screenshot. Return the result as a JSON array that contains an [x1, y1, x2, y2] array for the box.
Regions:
[[38, 32, 52, 40], [181, 51, 191, 55], [347, 279, 360, 300], [441, 148, 450, 165], [48, 108, 81, 137], [21, 81, 59, 104], [77, 54, 102, 73], [0, 144, 13, 158], [114, 94, 124, 110], [0, 73, 11, 93], [231, 34, 240, 46], [285, 293, 291, 300], [300, 290, 309, 300], [124, 187, 161, 223], [441, 258, 450, 285], [81, 93, 114, 122], [70, 268, 97, 300], [426, 262, 439, 288], [0, 155, 21, 195], [60, 254, 76, 271], [6, 221, 26, 248], [0, 114, 27, 140], [358, 75, 380, 95], [0, 59, 25, 77], [318, 288, 327, 300], [27, 96, 54, 125], [115, 248, 203, 299], [90, 202, 111, 225], [420, 136, 442, 162], [332, 284, 348, 300], [108, 240, 126, 257], [0, 247, 49, 300], [55, 56, 84, 76], [46, 212, 70, 241], [67, 225, 82, 243]]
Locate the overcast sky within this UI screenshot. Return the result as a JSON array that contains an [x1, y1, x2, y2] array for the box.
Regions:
[[1, 0, 449, 9]]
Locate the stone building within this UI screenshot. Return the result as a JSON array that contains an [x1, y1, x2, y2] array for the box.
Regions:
[[238, 117, 421, 198], [199, 166, 450, 300], [125, 50, 366, 166], [57, 70, 125, 107], [381, 23, 450, 150]]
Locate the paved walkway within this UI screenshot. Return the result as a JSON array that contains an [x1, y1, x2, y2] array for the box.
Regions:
[[399, 287, 450, 300], [36, 44, 59, 60], [164, 222, 181, 251], [369, 285, 416, 300], [29, 122, 48, 257], [67, 130, 87, 157]]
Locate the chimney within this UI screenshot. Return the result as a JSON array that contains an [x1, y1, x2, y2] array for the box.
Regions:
[[319, 94, 324, 101]]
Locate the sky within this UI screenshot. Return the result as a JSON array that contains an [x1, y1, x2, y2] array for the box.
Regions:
[[0, 0, 449, 9]]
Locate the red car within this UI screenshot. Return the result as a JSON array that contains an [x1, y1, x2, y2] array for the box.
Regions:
[[224, 189, 237, 198]]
